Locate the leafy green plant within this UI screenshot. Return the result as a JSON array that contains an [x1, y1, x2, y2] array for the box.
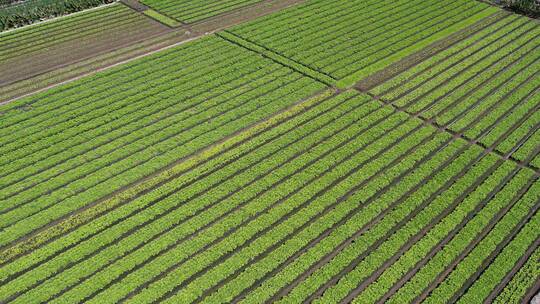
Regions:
[[499, 0, 540, 17], [0, 0, 113, 32]]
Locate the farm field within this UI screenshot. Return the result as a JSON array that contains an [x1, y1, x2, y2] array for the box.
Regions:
[[140, 0, 265, 23], [370, 13, 540, 169], [0, 3, 169, 85], [0, 0, 538, 303]]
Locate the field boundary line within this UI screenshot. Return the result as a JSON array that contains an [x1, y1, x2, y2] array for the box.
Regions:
[[217, 31, 337, 86], [0, 88, 335, 262], [355, 10, 509, 92], [357, 88, 540, 175]]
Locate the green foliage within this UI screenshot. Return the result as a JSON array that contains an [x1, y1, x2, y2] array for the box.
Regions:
[[0, 0, 113, 32], [499, 0, 540, 17], [143, 9, 180, 27], [140, 0, 262, 23]]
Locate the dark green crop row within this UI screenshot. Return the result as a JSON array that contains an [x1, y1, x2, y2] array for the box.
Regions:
[[227, 0, 497, 88], [140, 0, 262, 23], [0, 0, 112, 32]]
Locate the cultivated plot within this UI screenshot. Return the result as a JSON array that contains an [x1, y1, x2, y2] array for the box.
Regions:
[[0, 3, 168, 85], [140, 0, 265, 23], [0, 35, 326, 250], [371, 13, 540, 170], [0, 0, 538, 303], [226, 0, 498, 87], [1, 89, 538, 303]]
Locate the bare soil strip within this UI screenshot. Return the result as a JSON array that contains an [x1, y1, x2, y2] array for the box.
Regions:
[[354, 10, 509, 92], [0, 0, 306, 105]]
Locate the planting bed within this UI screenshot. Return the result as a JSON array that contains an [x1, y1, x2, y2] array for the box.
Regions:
[[0, 3, 169, 85], [0, 35, 325, 250], [226, 0, 498, 87], [140, 0, 265, 23], [0, 0, 538, 303], [370, 13, 540, 169]]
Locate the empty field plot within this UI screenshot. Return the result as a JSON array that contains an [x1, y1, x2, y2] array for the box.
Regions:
[[0, 3, 168, 85], [0, 35, 326, 251], [0, 89, 538, 304], [370, 14, 540, 169], [226, 0, 498, 88], [140, 0, 265, 24]]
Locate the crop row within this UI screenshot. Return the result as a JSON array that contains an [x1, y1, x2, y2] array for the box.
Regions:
[[0, 37, 224, 133], [456, 207, 539, 303], [0, 91, 405, 302], [153, 113, 441, 304], [422, 176, 539, 303], [353, 164, 536, 303], [0, 35, 326, 248], [370, 14, 540, 167], [140, 0, 262, 23], [0, 4, 157, 61], [238, 137, 467, 303], [297, 151, 502, 303], [269, 146, 491, 303], [0, 88, 337, 271], [493, 241, 540, 304], [227, 0, 496, 86], [0, 41, 259, 190], [238, 136, 485, 303], [369, 13, 518, 97]]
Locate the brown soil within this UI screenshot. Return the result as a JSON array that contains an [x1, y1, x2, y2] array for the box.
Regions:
[[0, 0, 306, 105]]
